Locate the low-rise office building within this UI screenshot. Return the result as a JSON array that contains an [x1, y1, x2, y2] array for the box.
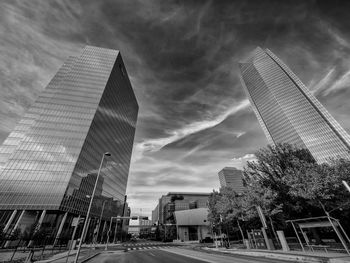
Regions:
[[152, 192, 211, 241], [174, 208, 212, 242]]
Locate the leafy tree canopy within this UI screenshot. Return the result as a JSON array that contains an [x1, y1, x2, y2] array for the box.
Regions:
[[208, 143, 350, 233]]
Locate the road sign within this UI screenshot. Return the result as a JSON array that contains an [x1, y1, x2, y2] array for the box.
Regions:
[[252, 229, 267, 249]]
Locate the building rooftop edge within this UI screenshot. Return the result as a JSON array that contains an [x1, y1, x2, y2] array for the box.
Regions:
[[166, 192, 211, 196]]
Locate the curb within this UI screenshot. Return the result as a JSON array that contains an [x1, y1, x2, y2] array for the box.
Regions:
[[80, 252, 100, 263], [36, 251, 101, 263], [202, 247, 329, 263], [36, 252, 76, 263], [329, 258, 350, 263]]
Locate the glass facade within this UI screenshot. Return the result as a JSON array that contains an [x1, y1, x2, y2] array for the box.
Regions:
[[239, 47, 350, 163], [218, 167, 244, 193], [0, 46, 138, 218]]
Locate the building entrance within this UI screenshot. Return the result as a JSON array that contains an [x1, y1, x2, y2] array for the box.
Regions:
[[188, 226, 198, 241]]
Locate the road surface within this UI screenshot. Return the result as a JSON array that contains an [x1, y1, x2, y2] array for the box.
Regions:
[[87, 241, 295, 263]]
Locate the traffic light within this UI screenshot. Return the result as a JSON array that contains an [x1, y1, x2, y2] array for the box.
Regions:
[[131, 216, 138, 220], [140, 216, 148, 220]]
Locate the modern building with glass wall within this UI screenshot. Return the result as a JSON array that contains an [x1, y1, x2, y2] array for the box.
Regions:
[[218, 167, 244, 193], [0, 46, 138, 245], [152, 192, 211, 241], [239, 47, 350, 163], [154, 192, 210, 228]]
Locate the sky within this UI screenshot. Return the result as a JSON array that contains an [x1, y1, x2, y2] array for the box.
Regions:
[[1, 0, 350, 218]]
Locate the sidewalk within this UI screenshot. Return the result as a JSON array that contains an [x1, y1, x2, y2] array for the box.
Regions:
[[203, 247, 350, 263], [36, 249, 98, 263], [0, 247, 68, 263], [36, 243, 123, 263], [0, 243, 122, 263]]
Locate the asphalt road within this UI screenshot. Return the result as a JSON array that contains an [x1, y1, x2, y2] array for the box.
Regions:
[[87, 243, 296, 263], [89, 249, 207, 263]]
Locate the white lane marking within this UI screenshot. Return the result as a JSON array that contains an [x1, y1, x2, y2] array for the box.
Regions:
[[149, 252, 156, 257]]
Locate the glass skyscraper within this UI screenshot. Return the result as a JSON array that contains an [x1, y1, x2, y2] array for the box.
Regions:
[[218, 167, 244, 193], [239, 47, 350, 163], [0, 46, 138, 244]]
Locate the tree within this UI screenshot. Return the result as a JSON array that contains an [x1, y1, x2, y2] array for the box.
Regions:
[[214, 187, 246, 221], [243, 143, 318, 220], [208, 187, 253, 240], [283, 157, 350, 218], [243, 174, 283, 238], [207, 190, 222, 231], [208, 143, 350, 243]]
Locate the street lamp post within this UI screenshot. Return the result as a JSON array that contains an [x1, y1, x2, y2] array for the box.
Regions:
[[74, 152, 111, 263]]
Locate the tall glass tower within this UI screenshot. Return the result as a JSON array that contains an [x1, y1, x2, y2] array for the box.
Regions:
[[0, 46, 138, 243], [218, 167, 244, 193], [239, 47, 350, 163]]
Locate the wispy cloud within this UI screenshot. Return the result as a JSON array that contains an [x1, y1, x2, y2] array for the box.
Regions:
[[231, 153, 256, 169], [183, 0, 212, 40], [135, 99, 250, 155], [318, 20, 349, 47], [0, 1, 81, 143], [2, 0, 350, 217], [310, 67, 336, 95], [309, 66, 350, 97], [323, 70, 350, 96]]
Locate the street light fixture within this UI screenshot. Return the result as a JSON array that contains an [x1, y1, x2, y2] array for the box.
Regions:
[[74, 152, 111, 263]]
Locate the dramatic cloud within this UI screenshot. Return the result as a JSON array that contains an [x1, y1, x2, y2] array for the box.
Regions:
[[231, 153, 257, 169], [1, 0, 350, 216], [323, 70, 350, 95], [135, 99, 249, 155], [310, 67, 336, 95]]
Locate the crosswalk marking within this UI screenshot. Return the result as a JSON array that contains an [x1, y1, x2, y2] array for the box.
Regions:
[[125, 242, 164, 247], [126, 246, 174, 251]]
